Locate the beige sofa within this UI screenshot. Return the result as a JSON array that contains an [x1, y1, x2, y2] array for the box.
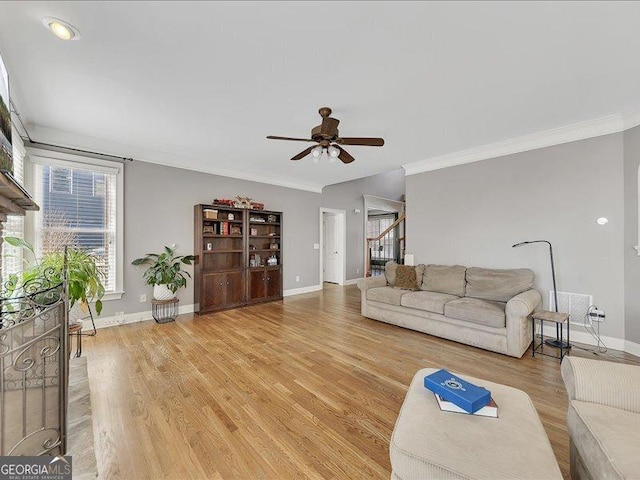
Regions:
[[561, 356, 640, 480], [357, 262, 541, 358]]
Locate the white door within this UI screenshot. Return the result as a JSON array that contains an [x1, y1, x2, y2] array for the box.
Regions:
[[323, 213, 340, 283]]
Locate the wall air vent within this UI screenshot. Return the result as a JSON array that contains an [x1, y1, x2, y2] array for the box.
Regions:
[[549, 291, 593, 326]]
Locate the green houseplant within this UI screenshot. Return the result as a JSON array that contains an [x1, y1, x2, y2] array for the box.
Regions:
[[131, 245, 195, 300], [4, 236, 106, 314]]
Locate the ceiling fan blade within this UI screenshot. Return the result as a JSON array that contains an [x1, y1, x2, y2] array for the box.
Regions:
[[335, 145, 355, 164], [336, 137, 385, 147], [267, 135, 314, 142], [291, 146, 315, 161], [320, 117, 340, 136]]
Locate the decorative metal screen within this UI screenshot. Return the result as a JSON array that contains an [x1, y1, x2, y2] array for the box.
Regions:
[[0, 273, 68, 456]]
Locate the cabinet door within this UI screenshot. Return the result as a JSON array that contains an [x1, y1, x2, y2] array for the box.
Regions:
[[265, 267, 282, 299], [202, 273, 225, 310], [224, 271, 245, 306], [248, 269, 266, 301]]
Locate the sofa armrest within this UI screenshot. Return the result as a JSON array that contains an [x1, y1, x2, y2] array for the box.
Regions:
[[505, 289, 541, 357], [357, 275, 386, 291], [506, 289, 541, 318], [561, 356, 640, 414]]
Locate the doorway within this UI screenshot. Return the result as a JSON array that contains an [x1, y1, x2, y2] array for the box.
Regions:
[[319, 208, 346, 287], [363, 195, 405, 277]]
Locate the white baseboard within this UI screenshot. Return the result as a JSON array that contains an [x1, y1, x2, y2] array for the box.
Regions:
[[89, 303, 195, 330], [541, 324, 628, 352], [624, 340, 640, 358], [283, 284, 323, 297]]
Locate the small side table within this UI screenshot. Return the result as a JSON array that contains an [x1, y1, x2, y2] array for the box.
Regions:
[[532, 310, 571, 361], [152, 298, 179, 324], [69, 322, 83, 358]]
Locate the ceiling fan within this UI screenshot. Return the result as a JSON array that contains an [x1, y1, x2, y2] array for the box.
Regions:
[[267, 107, 384, 164]]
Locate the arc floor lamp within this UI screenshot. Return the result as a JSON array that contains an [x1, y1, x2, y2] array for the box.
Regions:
[[512, 240, 569, 349]]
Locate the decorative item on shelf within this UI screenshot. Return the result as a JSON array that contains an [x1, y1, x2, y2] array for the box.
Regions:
[[267, 214, 277, 223], [269, 243, 279, 250], [228, 213, 235, 220], [213, 198, 234, 206], [203, 225, 214, 234], [132, 245, 195, 301], [250, 216, 266, 222], [205, 243, 213, 251], [250, 227, 258, 236], [250, 253, 262, 267], [234, 195, 253, 209], [203, 209, 218, 219], [251, 202, 265, 210], [268, 232, 278, 237], [250, 245, 257, 250], [230, 225, 242, 235], [267, 255, 278, 266]]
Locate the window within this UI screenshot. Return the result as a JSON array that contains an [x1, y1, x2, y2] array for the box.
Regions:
[[29, 149, 124, 297], [1, 127, 26, 282], [49, 166, 72, 194]]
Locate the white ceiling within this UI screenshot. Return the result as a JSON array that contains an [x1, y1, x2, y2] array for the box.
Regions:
[[1, 1, 640, 192]]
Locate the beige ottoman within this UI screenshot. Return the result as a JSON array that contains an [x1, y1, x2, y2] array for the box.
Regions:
[[390, 368, 562, 480]]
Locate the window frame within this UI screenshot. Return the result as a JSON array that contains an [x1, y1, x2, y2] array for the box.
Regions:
[[26, 147, 124, 301]]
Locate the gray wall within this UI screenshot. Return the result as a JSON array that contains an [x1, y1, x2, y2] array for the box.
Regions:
[[406, 134, 626, 339], [322, 169, 405, 280], [624, 125, 640, 344], [100, 160, 404, 317]]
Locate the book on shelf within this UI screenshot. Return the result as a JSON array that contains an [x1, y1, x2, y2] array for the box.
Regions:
[[434, 393, 498, 418], [222, 221, 229, 235]]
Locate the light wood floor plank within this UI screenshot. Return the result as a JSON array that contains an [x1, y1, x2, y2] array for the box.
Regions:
[[85, 285, 640, 479]]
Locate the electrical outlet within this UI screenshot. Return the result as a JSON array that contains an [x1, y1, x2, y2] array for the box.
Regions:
[[140, 294, 147, 303], [356, 268, 360, 274], [295, 276, 300, 282]]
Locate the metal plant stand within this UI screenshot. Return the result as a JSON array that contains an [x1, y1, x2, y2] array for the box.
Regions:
[[152, 298, 179, 324]]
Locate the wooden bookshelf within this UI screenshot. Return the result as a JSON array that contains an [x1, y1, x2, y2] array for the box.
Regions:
[[194, 204, 283, 313]]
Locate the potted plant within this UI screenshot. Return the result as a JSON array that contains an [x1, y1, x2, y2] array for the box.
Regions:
[[131, 245, 195, 300], [4, 237, 106, 314]]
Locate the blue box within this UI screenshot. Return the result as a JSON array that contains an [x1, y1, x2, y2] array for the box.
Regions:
[[424, 369, 491, 414]]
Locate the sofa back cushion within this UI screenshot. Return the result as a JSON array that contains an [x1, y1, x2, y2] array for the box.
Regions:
[[465, 267, 534, 303], [421, 264, 467, 296], [385, 261, 425, 287]]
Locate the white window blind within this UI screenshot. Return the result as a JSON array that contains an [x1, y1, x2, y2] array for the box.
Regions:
[[2, 128, 25, 282], [32, 159, 118, 292]]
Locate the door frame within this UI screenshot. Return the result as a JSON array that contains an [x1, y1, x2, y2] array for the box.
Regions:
[[319, 208, 347, 286], [363, 195, 405, 275]]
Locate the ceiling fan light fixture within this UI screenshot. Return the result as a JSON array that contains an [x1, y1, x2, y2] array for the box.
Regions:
[[311, 146, 323, 158], [328, 146, 340, 158], [42, 17, 81, 40]]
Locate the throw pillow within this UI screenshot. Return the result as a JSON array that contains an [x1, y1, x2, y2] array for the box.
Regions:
[[385, 261, 398, 286], [394, 265, 419, 290]]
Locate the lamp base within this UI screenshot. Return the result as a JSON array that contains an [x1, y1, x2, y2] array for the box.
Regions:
[[544, 338, 571, 349]]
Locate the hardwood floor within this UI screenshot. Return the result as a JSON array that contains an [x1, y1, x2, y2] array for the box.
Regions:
[[84, 285, 640, 480]]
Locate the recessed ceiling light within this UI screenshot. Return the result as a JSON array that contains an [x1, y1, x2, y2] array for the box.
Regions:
[[42, 17, 81, 41]]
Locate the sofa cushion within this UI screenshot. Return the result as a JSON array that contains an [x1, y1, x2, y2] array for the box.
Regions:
[[401, 291, 459, 315], [568, 400, 640, 480], [465, 267, 534, 303], [366, 286, 406, 306], [385, 261, 425, 287], [444, 297, 506, 328], [394, 265, 419, 290], [421, 264, 467, 296]]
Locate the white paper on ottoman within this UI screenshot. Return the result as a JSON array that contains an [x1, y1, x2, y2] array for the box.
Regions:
[[390, 368, 562, 480]]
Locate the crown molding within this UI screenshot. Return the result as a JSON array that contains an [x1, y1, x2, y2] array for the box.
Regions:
[[403, 106, 640, 176], [25, 125, 325, 193]]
